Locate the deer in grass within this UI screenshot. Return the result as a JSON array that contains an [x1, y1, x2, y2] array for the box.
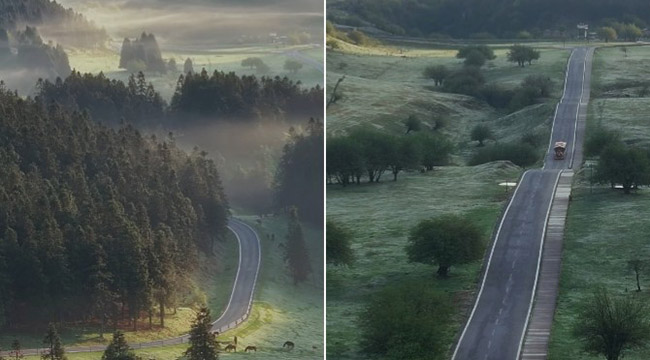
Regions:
[[244, 345, 257, 352]]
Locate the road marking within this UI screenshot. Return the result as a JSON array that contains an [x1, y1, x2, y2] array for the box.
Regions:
[[516, 170, 562, 358], [452, 170, 532, 360]]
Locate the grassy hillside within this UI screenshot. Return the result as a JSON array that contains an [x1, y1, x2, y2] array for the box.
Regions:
[[327, 43, 569, 160], [326, 41, 570, 359], [548, 45, 650, 360]]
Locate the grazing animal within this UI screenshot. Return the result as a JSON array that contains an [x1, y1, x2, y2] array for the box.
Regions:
[[225, 344, 236, 352], [244, 346, 257, 352], [283, 341, 295, 350]]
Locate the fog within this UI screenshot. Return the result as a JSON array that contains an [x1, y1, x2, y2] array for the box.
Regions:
[[55, 0, 323, 48]]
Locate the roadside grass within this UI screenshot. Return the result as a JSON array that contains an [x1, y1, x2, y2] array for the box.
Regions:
[[547, 175, 650, 360], [547, 44, 650, 360], [66, 44, 323, 101], [327, 163, 522, 359], [1, 232, 239, 350], [590, 45, 650, 97], [20, 215, 323, 359]]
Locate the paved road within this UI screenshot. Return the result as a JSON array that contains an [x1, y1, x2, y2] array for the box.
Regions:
[[452, 47, 591, 360], [4, 217, 261, 357]]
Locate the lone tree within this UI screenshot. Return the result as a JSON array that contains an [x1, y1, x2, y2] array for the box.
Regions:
[[102, 332, 136, 360], [285, 207, 312, 284], [423, 65, 449, 86], [403, 115, 422, 134], [406, 214, 484, 277], [326, 221, 354, 266], [185, 308, 218, 360], [358, 281, 452, 359], [471, 124, 494, 146], [507, 44, 540, 67], [284, 59, 303, 74], [241, 57, 263, 70], [628, 259, 647, 292], [463, 49, 487, 67], [42, 324, 66, 360], [456, 45, 496, 62], [598, 27, 618, 43], [596, 143, 650, 194], [574, 289, 650, 360]]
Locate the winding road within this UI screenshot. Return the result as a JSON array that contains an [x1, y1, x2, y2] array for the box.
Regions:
[[452, 47, 593, 360], [5, 217, 261, 357]]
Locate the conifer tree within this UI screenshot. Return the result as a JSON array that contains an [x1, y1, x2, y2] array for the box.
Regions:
[[284, 207, 312, 285], [102, 332, 136, 360], [42, 323, 66, 360], [184, 308, 218, 360]]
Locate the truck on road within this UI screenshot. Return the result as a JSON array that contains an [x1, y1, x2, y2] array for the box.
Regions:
[[554, 141, 567, 160]]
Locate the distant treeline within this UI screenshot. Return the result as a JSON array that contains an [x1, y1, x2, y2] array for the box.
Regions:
[[0, 87, 229, 329], [329, 0, 650, 38], [36, 69, 323, 127]]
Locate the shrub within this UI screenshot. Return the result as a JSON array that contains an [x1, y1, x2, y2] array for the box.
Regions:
[[584, 127, 621, 157], [469, 143, 539, 167], [359, 281, 452, 360], [443, 66, 485, 96]]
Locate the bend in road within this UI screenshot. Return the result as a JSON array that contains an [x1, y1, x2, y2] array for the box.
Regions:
[[5, 217, 261, 356], [452, 47, 592, 360]]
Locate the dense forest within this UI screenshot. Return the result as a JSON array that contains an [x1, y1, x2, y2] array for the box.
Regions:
[[328, 0, 650, 38], [0, 86, 229, 330], [0, 0, 107, 47], [36, 69, 323, 127]]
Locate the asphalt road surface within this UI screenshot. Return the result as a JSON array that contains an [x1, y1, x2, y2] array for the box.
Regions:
[[452, 47, 591, 360], [6, 217, 261, 357]]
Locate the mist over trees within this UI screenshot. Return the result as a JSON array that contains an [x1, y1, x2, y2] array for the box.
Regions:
[[274, 118, 324, 225], [0, 0, 108, 48], [170, 69, 323, 124], [119, 33, 167, 74], [0, 87, 229, 329]]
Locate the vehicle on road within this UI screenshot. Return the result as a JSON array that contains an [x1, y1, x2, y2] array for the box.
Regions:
[[554, 141, 567, 160]]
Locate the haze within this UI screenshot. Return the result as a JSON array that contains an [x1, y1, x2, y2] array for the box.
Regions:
[[55, 0, 323, 48]]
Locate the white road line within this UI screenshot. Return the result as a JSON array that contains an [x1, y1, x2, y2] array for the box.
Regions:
[[451, 170, 532, 360], [516, 170, 562, 358]]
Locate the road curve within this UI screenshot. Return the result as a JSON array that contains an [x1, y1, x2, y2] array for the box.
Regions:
[[452, 47, 591, 360], [4, 217, 261, 356]]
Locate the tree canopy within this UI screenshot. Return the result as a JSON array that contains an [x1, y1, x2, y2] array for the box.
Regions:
[[0, 87, 229, 329], [406, 214, 484, 277]]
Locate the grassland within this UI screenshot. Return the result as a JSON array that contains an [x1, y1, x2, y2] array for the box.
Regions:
[[326, 42, 569, 163], [17, 214, 323, 360], [326, 38, 572, 358], [327, 164, 522, 358], [66, 43, 323, 101], [547, 45, 650, 360]]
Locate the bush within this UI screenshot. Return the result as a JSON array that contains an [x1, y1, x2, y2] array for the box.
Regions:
[[469, 143, 539, 167], [443, 67, 485, 96], [471, 124, 494, 146], [326, 39, 340, 49], [359, 281, 452, 360]]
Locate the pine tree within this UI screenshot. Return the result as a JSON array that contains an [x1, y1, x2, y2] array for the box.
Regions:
[[42, 323, 66, 360], [184, 307, 218, 360], [284, 207, 312, 285], [102, 332, 136, 360]]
